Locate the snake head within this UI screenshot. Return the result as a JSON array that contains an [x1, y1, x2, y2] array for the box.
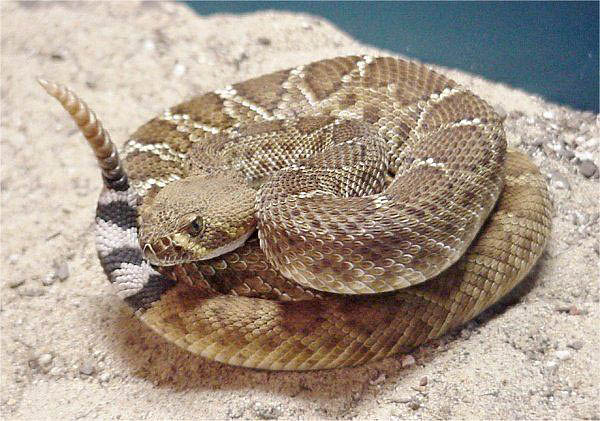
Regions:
[[138, 174, 256, 266]]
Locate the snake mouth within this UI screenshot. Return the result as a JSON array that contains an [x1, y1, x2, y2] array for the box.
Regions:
[[142, 228, 256, 266], [142, 238, 191, 267]]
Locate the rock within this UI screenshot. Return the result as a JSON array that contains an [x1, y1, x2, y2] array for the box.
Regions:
[[54, 261, 70, 281], [79, 359, 96, 376], [227, 406, 245, 419], [99, 372, 111, 383], [419, 376, 428, 386], [542, 110, 555, 120], [172, 63, 186, 77], [408, 398, 421, 410], [558, 147, 575, 160], [369, 372, 386, 385], [252, 403, 282, 420], [548, 171, 571, 190], [394, 396, 412, 404], [257, 37, 271, 46], [579, 160, 598, 178], [400, 354, 415, 367], [38, 353, 53, 367], [567, 341, 584, 350], [8, 278, 25, 288], [494, 104, 507, 120], [21, 288, 46, 297], [49, 366, 63, 377], [555, 350, 572, 361], [42, 274, 55, 286]]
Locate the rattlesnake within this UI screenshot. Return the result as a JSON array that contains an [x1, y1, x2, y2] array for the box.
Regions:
[[41, 56, 551, 370]]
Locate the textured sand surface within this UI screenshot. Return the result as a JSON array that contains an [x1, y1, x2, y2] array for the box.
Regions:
[[1, 2, 598, 419]]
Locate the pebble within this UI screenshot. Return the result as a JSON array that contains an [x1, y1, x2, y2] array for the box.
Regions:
[[419, 376, 428, 386], [257, 37, 271, 46], [548, 171, 571, 190], [42, 274, 55, 286], [143, 39, 155, 51], [252, 402, 282, 420], [99, 372, 111, 383], [38, 353, 53, 367], [558, 147, 575, 160], [79, 360, 96, 376], [555, 350, 572, 361], [8, 279, 25, 288], [567, 341, 584, 350], [21, 288, 46, 297], [400, 354, 415, 367], [172, 63, 186, 77], [571, 211, 589, 226], [394, 395, 412, 404], [579, 160, 598, 178], [408, 398, 421, 410], [369, 372, 386, 385], [545, 360, 558, 369], [54, 261, 70, 281], [50, 367, 63, 377], [227, 406, 245, 419], [542, 110, 555, 120], [494, 104, 507, 120]]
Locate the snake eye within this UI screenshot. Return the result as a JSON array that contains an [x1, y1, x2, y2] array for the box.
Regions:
[[187, 216, 205, 237]]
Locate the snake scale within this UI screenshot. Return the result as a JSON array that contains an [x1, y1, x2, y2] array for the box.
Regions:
[[41, 56, 551, 370]]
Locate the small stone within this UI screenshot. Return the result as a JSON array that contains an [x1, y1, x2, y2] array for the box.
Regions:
[[8, 279, 25, 288], [369, 372, 386, 385], [253, 403, 282, 420], [408, 398, 421, 410], [572, 211, 590, 226], [400, 354, 415, 367], [419, 376, 428, 386], [494, 105, 507, 120], [395, 395, 411, 404], [173, 63, 186, 77], [227, 406, 245, 419], [545, 360, 558, 369], [21, 288, 46, 297], [99, 372, 111, 383], [50, 51, 65, 61], [548, 171, 571, 190], [542, 110, 555, 120], [567, 341, 584, 350], [42, 274, 55, 286], [38, 353, 53, 366], [143, 39, 155, 51], [54, 261, 70, 281], [579, 160, 598, 178], [79, 360, 96, 376], [257, 37, 271, 46], [555, 350, 572, 361], [49, 367, 62, 377], [559, 147, 575, 160]]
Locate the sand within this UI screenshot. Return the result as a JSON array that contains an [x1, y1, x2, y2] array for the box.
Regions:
[[1, 2, 598, 419]]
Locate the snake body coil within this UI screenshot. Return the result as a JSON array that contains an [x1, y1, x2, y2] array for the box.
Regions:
[[41, 56, 551, 370]]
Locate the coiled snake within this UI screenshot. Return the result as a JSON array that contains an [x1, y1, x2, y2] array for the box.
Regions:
[[41, 56, 551, 370]]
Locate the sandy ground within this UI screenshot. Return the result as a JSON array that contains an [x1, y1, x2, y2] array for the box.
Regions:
[[1, 2, 598, 420]]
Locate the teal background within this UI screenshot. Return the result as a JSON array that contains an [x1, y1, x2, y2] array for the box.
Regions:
[[185, 1, 599, 113]]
